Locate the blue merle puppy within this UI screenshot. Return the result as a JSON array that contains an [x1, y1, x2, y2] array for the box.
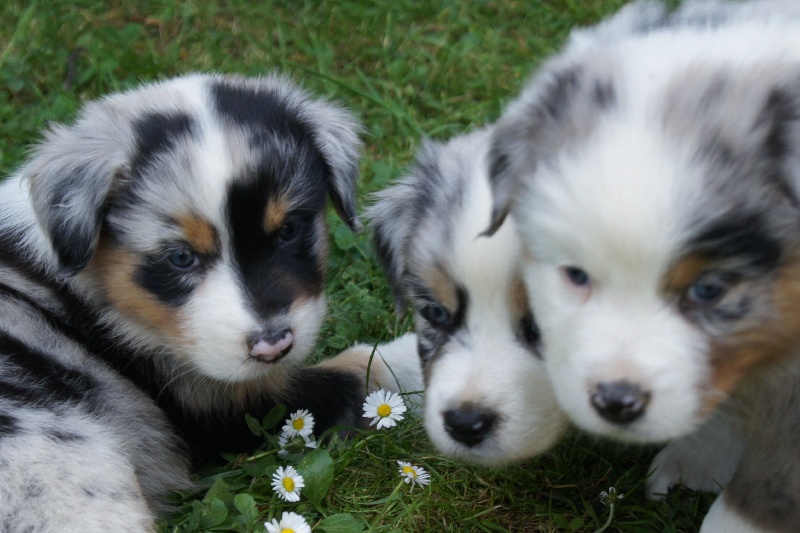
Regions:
[[0, 73, 421, 532]]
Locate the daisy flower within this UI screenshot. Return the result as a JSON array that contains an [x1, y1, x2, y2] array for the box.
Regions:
[[363, 389, 407, 429], [264, 511, 311, 533], [271, 465, 304, 502], [277, 432, 317, 457], [397, 460, 431, 491], [281, 409, 315, 438]]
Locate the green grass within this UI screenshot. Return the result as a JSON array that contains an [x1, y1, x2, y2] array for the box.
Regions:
[[0, 1, 713, 531]]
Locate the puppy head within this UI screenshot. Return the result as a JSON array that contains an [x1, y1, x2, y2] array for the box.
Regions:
[[488, 13, 800, 442], [369, 128, 567, 464], [22, 73, 362, 383]]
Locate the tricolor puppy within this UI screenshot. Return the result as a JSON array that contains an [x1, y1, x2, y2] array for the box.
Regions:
[[487, 1, 800, 531], [0, 73, 420, 532], [369, 128, 567, 465]]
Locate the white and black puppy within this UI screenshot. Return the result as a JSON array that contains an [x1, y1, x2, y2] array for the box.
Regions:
[[0, 73, 420, 532], [369, 128, 567, 465], [487, 1, 800, 531]]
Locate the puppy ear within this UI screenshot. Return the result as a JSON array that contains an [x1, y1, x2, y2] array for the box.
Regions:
[[487, 61, 610, 236], [367, 178, 415, 314], [23, 100, 131, 277], [303, 99, 364, 232]]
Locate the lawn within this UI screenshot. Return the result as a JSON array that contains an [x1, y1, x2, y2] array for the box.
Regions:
[[0, 1, 711, 531]]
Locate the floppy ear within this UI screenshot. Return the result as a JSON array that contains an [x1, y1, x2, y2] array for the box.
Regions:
[[366, 177, 416, 314], [302, 98, 364, 232], [23, 100, 132, 277], [486, 60, 612, 236]]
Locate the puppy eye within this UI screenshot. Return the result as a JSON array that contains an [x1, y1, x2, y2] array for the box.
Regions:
[[168, 249, 200, 270], [278, 221, 299, 243], [420, 303, 451, 329], [686, 275, 729, 305], [562, 266, 591, 288]]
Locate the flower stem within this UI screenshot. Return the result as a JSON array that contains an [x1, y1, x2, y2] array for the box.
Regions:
[[594, 503, 615, 533]]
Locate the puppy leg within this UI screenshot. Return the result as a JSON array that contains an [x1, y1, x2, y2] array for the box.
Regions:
[[315, 333, 423, 405], [700, 493, 766, 533], [647, 411, 744, 499]]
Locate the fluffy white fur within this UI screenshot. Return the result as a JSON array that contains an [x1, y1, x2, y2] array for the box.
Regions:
[[370, 128, 567, 465]]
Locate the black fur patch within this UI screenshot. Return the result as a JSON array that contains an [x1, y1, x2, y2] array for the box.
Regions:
[[225, 165, 326, 320], [130, 112, 196, 176], [134, 252, 208, 307], [0, 332, 99, 410], [212, 81, 315, 155], [0, 412, 18, 437], [689, 215, 781, 272]]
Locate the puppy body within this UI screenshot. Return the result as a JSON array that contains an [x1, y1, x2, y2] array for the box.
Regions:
[[0, 74, 421, 531], [489, 1, 800, 531], [370, 128, 567, 465]]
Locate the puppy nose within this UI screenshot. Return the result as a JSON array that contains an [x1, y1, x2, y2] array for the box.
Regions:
[[247, 328, 293, 362], [443, 406, 498, 447], [590, 380, 650, 424]]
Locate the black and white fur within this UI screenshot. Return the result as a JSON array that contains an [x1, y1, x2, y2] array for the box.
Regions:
[[369, 128, 567, 465], [487, 1, 800, 531], [0, 73, 421, 531]]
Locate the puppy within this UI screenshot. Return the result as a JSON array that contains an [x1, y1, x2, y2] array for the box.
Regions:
[[369, 127, 567, 465], [487, 1, 800, 531], [0, 73, 420, 532]]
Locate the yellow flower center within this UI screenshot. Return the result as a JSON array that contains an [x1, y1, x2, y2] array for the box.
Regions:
[[281, 529, 295, 533], [292, 418, 305, 430], [377, 404, 392, 417], [402, 466, 417, 478], [282, 477, 295, 492]]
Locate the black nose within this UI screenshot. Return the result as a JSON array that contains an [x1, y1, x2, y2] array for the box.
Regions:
[[443, 406, 498, 447], [590, 380, 650, 424]]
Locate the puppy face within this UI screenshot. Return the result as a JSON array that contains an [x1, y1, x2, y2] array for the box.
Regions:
[[23, 74, 362, 383], [370, 129, 567, 464], [488, 8, 800, 442]]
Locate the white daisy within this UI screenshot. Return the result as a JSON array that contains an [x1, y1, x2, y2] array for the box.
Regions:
[[264, 511, 311, 533], [281, 409, 315, 438], [397, 460, 431, 491], [271, 465, 305, 502], [362, 389, 407, 429], [277, 432, 317, 457]]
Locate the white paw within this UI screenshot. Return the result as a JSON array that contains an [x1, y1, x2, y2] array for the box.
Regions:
[[368, 333, 423, 407], [647, 414, 744, 499]]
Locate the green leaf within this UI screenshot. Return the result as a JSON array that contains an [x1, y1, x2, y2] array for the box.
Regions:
[[568, 516, 585, 531], [262, 404, 287, 431], [200, 497, 229, 528], [204, 478, 233, 506], [245, 413, 263, 436], [233, 493, 259, 522], [296, 448, 334, 506], [317, 513, 366, 533], [240, 455, 276, 478]]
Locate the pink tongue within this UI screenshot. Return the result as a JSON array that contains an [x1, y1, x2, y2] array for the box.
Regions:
[[250, 331, 293, 361]]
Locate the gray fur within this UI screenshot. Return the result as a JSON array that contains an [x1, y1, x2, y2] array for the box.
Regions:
[[488, 1, 800, 530], [0, 73, 367, 531]]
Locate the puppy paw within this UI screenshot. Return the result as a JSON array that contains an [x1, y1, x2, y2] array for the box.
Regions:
[[316, 333, 423, 406], [647, 415, 744, 499]]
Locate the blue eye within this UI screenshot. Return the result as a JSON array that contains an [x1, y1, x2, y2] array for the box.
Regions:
[[168, 249, 199, 270], [420, 303, 451, 328], [687, 276, 727, 304], [562, 266, 591, 287]]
